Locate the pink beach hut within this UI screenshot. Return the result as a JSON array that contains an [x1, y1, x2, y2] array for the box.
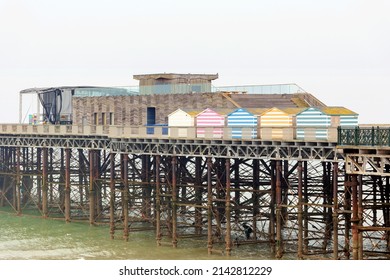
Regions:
[[196, 108, 230, 138]]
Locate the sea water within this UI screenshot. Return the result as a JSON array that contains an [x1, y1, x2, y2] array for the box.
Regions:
[[0, 211, 275, 260]]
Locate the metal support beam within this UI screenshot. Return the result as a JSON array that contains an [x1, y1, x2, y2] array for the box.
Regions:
[[171, 156, 178, 248], [155, 155, 161, 246], [64, 148, 71, 222], [332, 162, 339, 259], [89, 150, 96, 225], [207, 157, 213, 254], [276, 160, 283, 258], [297, 161, 303, 259], [109, 153, 115, 239], [123, 154, 129, 241], [42, 148, 48, 218], [225, 159, 232, 256], [15, 148, 21, 215], [351, 174, 359, 260]]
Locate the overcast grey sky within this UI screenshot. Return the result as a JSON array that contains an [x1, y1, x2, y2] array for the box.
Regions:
[[0, 0, 389, 123]]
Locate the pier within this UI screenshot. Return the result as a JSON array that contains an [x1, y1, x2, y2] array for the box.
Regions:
[[1, 124, 389, 259]]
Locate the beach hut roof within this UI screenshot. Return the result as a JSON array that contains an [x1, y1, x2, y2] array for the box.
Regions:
[[168, 108, 204, 117], [319, 107, 358, 116], [227, 107, 268, 116], [261, 107, 307, 116], [197, 108, 234, 116]]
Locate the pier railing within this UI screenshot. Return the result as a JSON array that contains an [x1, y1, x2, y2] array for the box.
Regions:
[[338, 126, 390, 147], [0, 124, 340, 142]]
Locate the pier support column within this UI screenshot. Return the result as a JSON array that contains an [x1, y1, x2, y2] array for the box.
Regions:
[[269, 161, 276, 252], [351, 174, 359, 260], [332, 162, 339, 259], [64, 148, 71, 222], [16, 147, 21, 216], [358, 175, 363, 259], [385, 167, 390, 251], [109, 153, 115, 239], [171, 156, 178, 248], [194, 157, 203, 235], [344, 171, 351, 259], [252, 159, 259, 240], [141, 155, 151, 220], [59, 149, 65, 213], [207, 157, 213, 254], [297, 161, 303, 259], [155, 155, 162, 246], [225, 159, 232, 256], [276, 160, 283, 258], [78, 150, 85, 206], [89, 150, 96, 225], [95, 151, 102, 222], [303, 161, 309, 254], [42, 148, 48, 218], [122, 154, 129, 241], [36, 148, 42, 210]]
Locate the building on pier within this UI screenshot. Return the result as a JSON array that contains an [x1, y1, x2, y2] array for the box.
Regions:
[[19, 73, 326, 127]]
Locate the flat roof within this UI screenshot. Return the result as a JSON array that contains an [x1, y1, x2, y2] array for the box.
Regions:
[[133, 73, 219, 81]]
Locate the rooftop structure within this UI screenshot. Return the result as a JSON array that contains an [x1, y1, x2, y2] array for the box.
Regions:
[[19, 73, 326, 126]]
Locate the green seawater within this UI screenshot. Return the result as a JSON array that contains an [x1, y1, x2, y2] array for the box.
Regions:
[[0, 211, 275, 260]]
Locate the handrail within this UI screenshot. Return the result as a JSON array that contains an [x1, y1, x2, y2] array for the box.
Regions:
[[0, 124, 341, 142], [338, 126, 390, 147]]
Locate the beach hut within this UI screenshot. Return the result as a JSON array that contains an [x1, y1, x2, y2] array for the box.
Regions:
[[296, 107, 331, 140], [260, 107, 306, 140], [196, 108, 231, 138], [320, 107, 359, 127], [296, 107, 358, 141], [168, 108, 202, 137], [227, 108, 267, 139]]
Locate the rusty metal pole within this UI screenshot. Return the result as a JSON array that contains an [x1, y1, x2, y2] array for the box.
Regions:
[[42, 148, 48, 218], [78, 149, 84, 206], [194, 157, 202, 235], [0, 148, 2, 207], [89, 150, 96, 225], [171, 156, 178, 248], [15, 147, 21, 215], [65, 148, 71, 222], [95, 150, 101, 222], [36, 148, 42, 210], [123, 154, 129, 241], [343, 170, 351, 259], [49, 148, 53, 205], [225, 159, 232, 256], [269, 161, 276, 252], [297, 161, 303, 259], [332, 162, 339, 259], [60, 149, 65, 213], [276, 160, 283, 258], [11, 149, 16, 209], [207, 157, 213, 254], [109, 153, 115, 239], [385, 166, 390, 251], [155, 155, 161, 246], [252, 159, 259, 240], [358, 175, 363, 259], [351, 175, 359, 260], [303, 161, 309, 254]]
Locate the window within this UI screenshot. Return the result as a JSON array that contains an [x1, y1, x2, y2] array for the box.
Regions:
[[102, 112, 106, 125], [93, 113, 98, 125]]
